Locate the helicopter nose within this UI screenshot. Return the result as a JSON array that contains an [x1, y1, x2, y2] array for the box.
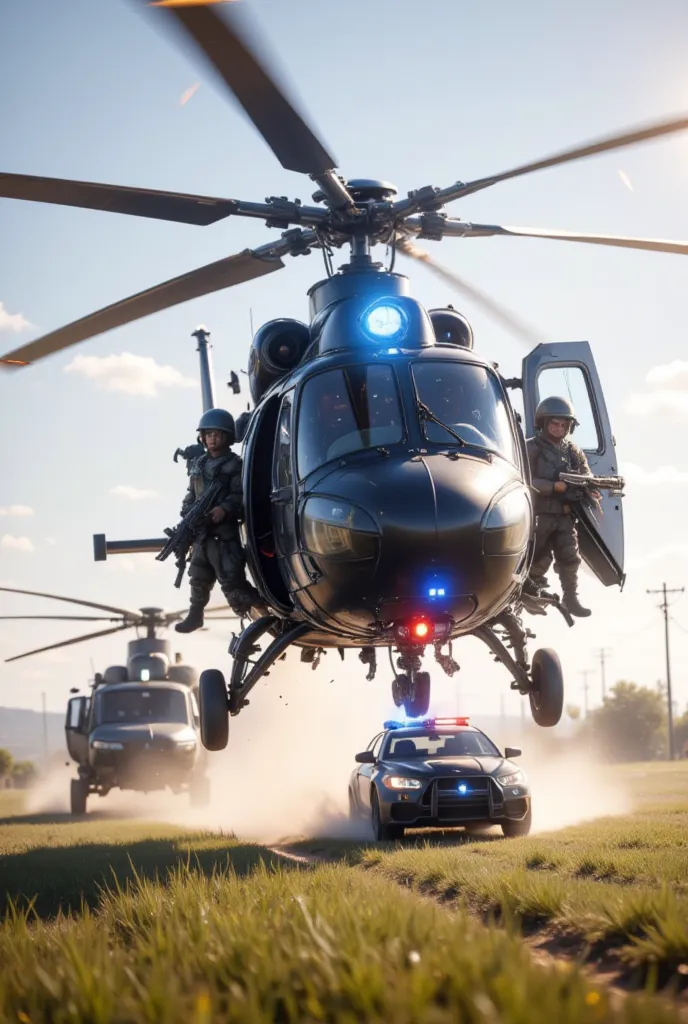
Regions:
[[301, 453, 531, 631]]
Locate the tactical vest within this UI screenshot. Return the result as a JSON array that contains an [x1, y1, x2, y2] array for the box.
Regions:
[[526, 436, 586, 515]]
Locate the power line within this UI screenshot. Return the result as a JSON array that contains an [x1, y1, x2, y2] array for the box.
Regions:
[[647, 583, 684, 761], [592, 648, 613, 702]]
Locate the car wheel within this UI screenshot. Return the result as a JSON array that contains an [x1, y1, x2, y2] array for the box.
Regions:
[[501, 807, 532, 838], [199, 669, 229, 751], [529, 649, 563, 727], [371, 789, 404, 842], [70, 778, 88, 815]]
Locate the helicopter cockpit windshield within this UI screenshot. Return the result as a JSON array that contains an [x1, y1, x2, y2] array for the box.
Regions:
[[96, 688, 189, 726], [411, 362, 517, 463], [296, 365, 404, 477]]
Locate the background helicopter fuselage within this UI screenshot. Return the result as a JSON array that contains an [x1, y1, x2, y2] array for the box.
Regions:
[[240, 269, 533, 650]]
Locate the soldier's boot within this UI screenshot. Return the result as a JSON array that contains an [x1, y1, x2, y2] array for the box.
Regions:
[[561, 586, 591, 618], [175, 604, 205, 633]]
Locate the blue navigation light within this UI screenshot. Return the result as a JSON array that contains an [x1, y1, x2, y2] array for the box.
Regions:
[[458, 783, 468, 795], [427, 583, 447, 598], [438, 588, 445, 596], [361, 302, 408, 341]]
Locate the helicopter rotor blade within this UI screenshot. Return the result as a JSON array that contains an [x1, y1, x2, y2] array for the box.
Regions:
[[4, 624, 134, 664], [444, 113, 688, 201], [0, 247, 284, 368], [141, 1, 337, 179], [0, 172, 239, 225], [0, 615, 122, 622], [396, 236, 547, 348], [0, 586, 141, 618], [444, 221, 688, 256]]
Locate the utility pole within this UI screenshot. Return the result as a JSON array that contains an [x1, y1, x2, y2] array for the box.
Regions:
[[647, 583, 684, 761], [579, 669, 592, 717], [593, 648, 613, 702]]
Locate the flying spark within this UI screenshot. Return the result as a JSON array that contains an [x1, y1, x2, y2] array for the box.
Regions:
[[179, 82, 201, 106], [618, 170, 634, 192]]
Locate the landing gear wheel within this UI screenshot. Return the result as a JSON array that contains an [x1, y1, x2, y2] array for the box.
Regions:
[[190, 776, 211, 807], [528, 648, 564, 727], [371, 790, 404, 842], [199, 669, 229, 751], [391, 673, 408, 708], [404, 671, 430, 718], [70, 778, 88, 815], [502, 807, 532, 838]]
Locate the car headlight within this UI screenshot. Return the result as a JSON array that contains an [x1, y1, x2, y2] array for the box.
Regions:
[[382, 775, 423, 790], [91, 740, 124, 751], [177, 740, 197, 750], [481, 486, 531, 556], [496, 769, 525, 787], [301, 497, 379, 561]]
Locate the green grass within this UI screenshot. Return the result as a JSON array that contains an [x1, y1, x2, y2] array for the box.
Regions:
[[358, 763, 688, 985], [1, 859, 685, 1023]]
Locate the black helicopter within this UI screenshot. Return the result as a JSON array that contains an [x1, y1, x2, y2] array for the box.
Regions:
[[0, 589, 234, 813], [1, 1, 686, 746]]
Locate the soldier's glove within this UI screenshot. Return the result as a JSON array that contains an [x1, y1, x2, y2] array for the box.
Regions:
[[563, 486, 585, 503]]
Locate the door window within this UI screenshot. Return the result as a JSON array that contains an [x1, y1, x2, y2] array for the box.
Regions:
[[536, 365, 601, 452], [274, 395, 293, 489], [67, 698, 83, 730]]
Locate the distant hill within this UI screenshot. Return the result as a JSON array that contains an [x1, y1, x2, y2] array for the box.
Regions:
[[0, 707, 66, 761]]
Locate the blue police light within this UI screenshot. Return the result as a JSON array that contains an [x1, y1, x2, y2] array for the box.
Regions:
[[428, 585, 446, 598], [361, 302, 408, 342], [458, 783, 469, 795], [383, 720, 403, 730]]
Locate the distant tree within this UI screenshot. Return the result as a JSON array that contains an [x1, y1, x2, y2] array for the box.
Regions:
[[11, 761, 38, 789], [674, 709, 688, 759], [586, 681, 667, 762], [0, 748, 13, 782]]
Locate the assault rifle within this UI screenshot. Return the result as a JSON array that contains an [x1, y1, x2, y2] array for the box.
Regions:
[[156, 479, 223, 587], [559, 472, 625, 497]]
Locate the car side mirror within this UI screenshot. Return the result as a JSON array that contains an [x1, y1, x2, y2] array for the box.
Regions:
[[355, 750, 376, 764], [504, 747, 522, 759]]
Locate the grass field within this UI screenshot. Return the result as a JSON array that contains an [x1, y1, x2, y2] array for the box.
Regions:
[[1, 763, 687, 1022]]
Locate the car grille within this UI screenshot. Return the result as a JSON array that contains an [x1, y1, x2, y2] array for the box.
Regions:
[[422, 776, 497, 821]]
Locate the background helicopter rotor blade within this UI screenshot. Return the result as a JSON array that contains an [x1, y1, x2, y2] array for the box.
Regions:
[[0, 586, 141, 619], [449, 222, 688, 256], [397, 237, 547, 347], [142, 0, 337, 178], [4, 624, 134, 664], [0, 248, 284, 367], [446, 113, 688, 201], [0, 615, 121, 622], [0, 172, 239, 225]]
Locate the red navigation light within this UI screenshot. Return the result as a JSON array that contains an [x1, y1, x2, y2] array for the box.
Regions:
[[412, 620, 430, 639]]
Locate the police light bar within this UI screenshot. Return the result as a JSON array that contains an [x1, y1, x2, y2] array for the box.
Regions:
[[383, 716, 470, 730], [426, 716, 470, 727]]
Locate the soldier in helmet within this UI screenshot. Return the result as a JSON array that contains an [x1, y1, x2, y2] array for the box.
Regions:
[[175, 408, 265, 633], [526, 396, 599, 618]]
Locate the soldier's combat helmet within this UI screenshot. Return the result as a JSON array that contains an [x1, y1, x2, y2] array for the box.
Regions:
[[534, 395, 579, 432], [197, 408, 236, 444]]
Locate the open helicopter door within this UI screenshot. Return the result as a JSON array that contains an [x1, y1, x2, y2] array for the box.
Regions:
[[521, 342, 624, 588], [65, 695, 89, 763]]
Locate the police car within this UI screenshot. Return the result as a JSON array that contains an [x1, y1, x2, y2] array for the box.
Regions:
[[348, 717, 531, 840]]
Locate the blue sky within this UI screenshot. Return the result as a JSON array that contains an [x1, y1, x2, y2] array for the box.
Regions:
[[1, 0, 688, 732]]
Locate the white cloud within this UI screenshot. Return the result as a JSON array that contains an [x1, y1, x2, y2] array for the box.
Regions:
[[621, 462, 688, 485], [0, 535, 35, 552], [0, 302, 33, 333], [0, 505, 34, 517], [64, 352, 197, 397], [110, 485, 159, 500], [627, 360, 688, 417]]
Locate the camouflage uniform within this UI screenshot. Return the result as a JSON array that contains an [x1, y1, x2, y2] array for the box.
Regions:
[[182, 450, 261, 617], [526, 434, 592, 603]]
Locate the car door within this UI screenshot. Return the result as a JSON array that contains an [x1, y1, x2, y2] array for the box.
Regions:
[[522, 341, 624, 587], [356, 732, 385, 808], [65, 695, 89, 763]]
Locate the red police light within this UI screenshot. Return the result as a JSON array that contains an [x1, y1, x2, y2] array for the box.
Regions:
[[424, 716, 470, 727], [412, 620, 430, 639]]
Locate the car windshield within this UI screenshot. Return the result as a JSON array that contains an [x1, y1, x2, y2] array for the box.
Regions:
[[98, 688, 189, 725], [384, 730, 500, 759], [296, 364, 403, 477], [411, 361, 517, 462]]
